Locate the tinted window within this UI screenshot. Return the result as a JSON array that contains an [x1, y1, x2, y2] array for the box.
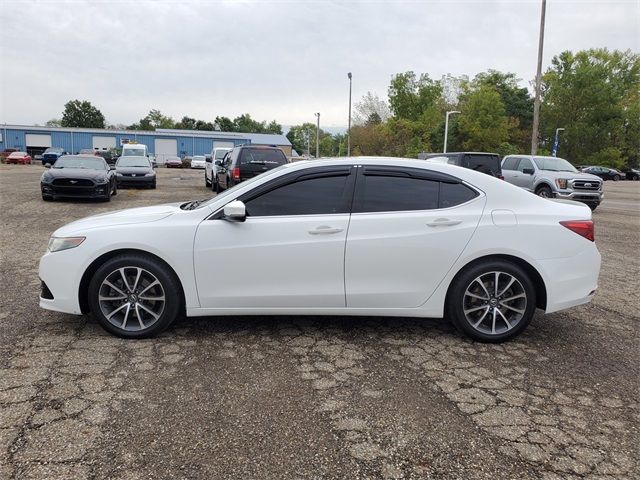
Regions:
[[239, 148, 287, 166], [245, 175, 349, 216], [502, 157, 519, 170], [440, 182, 478, 208], [464, 154, 501, 176], [516, 158, 534, 172], [359, 175, 439, 212]]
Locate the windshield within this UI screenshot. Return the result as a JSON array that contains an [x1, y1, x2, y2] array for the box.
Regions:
[[214, 149, 230, 160], [117, 156, 150, 167], [533, 156, 577, 172], [122, 147, 145, 156], [197, 163, 292, 209], [53, 156, 106, 170]]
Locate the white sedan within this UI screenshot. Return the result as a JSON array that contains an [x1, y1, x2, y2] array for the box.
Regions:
[[190, 155, 206, 169], [39, 158, 601, 342]]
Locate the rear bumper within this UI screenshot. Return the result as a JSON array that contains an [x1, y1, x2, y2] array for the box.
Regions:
[[539, 244, 601, 313]]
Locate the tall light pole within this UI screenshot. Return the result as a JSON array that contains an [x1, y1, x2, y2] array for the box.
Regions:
[[347, 72, 352, 157], [552, 127, 564, 157], [314, 112, 320, 159], [531, 0, 547, 155], [443, 110, 460, 153]]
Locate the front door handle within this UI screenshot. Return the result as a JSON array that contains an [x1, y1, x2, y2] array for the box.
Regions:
[[308, 226, 344, 235], [427, 218, 462, 227]]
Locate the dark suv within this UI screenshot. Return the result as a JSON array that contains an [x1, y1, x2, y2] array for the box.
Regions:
[[215, 146, 288, 192], [418, 152, 503, 179], [42, 147, 67, 166]]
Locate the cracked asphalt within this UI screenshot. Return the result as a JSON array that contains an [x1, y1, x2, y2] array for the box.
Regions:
[[1, 164, 638, 479]]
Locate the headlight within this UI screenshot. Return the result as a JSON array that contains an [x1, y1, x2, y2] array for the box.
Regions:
[[144, 172, 155, 177], [48, 236, 85, 252], [555, 178, 568, 189]]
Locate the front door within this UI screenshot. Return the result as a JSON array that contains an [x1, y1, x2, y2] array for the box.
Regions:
[[194, 167, 356, 308], [345, 166, 485, 308]]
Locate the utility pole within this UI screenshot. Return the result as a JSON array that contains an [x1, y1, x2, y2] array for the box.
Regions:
[[531, 0, 547, 155], [347, 72, 352, 156], [444, 111, 460, 153], [314, 112, 320, 159]]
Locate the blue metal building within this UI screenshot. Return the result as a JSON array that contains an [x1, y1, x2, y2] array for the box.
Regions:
[[0, 125, 292, 162]]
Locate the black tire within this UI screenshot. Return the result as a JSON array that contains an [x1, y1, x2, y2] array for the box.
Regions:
[[215, 178, 221, 193], [589, 204, 598, 211], [536, 185, 553, 198], [445, 259, 537, 343], [42, 195, 53, 202], [88, 254, 182, 339], [613, 175, 620, 182], [151, 182, 156, 189], [112, 181, 117, 196], [205, 174, 211, 187]]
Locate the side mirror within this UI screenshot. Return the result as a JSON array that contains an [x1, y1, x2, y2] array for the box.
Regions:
[[44, 164, 51, 169], [214, 160, 222, 166], [223, 200, 246, 222], [522, 168, 534, 175]]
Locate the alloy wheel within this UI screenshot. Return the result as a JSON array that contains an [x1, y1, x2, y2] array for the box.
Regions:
[[462, 271, 527, 335], [98, 267, 165, 332]]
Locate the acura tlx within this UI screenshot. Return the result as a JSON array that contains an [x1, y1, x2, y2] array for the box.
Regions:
[[39, 158, 600, 343]]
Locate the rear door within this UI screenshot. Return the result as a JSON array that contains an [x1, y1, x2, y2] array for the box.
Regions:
[[345, 166, 485, 308]]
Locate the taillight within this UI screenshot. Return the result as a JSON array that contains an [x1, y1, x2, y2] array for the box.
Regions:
[[560, 220, 594, 242], [232, 167, 241, 180]]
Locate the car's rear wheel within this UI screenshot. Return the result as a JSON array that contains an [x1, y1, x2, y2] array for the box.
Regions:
[[536, 185, 553, 198], [112, 181, 117, 196], [613, 174, 620, 181], [446, 260, 537, 343], [88, 255, 182, 338]]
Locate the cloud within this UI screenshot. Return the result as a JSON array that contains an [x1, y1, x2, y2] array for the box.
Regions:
[[1, 0, 637, 127]]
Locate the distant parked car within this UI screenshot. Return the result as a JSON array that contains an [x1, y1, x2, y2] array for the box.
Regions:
[[581, 166, 623, 181], [40, 155, 117, 202], [95, 150, 116, 165], [206, 147, 232, 190], [1, 148, 19, 161], [6, 151, 32, 164], [502, 155, 603, 210], [190, 155, 206, 169], [115, 156, 156, 189], [42, 147, 67, 166], [215, 145, 288, 192], [418, 152, 503, 179], [78, 149, 100, 156], [165, 156, 183, 168], [624, 167, 640, 181]]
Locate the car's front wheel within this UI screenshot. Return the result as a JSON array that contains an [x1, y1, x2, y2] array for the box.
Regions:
[[613, 175, 620, 181], [536, 185, 553, 198], [446, 260, 537, 343], [88, 255, 182, 338]]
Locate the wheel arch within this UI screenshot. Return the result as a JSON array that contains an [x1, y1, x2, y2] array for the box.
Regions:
[[534, 181, 554, 194], [446, 254, 547, 311], [78, 248, 186, 315]]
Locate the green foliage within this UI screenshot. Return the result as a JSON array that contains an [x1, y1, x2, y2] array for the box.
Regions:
[[130, 109, 176, 130], [540, 48, 639, 167], [457, 86, 509, 153], [286, 123, 338, 157], [388, 72, 442, 122], [213, 114, 282, 135], [61, 100, 105, 128], [45, 118, 62, 127]]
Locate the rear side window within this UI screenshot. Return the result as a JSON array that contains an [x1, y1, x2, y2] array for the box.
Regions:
[[358, 176, 440, 212], [239, 148, 287, 166], [440, 182, 478, 208], [464, 154, 501, 176], [245, 174, 349, 216], [502, 157, 518, 170]]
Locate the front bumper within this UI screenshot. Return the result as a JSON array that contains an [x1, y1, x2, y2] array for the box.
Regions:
[[39, 249, 84, 315], [555, 190, 603, 205], [116, 175, 155, 187], [41, 182, 109, 198], [191, 163, 206, 169]]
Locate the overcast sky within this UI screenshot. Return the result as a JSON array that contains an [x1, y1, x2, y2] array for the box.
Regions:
[[1, 0, 637, 130]]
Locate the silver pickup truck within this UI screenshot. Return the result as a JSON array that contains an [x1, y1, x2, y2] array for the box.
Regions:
[[502, 155, 604, 211]]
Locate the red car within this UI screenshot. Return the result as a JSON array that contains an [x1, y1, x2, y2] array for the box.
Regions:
[[165, 156, 183, 168], [5, 151, 32, 165]]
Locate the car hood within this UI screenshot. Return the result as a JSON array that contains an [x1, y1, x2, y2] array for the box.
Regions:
[[54, 204, 181, 236], [116, 166, 154, 174], [45, 168, 109, 180]]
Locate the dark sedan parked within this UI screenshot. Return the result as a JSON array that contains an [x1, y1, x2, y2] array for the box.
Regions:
[[41, 155, 117, 202], [625, 167, 640, 181], [115, 156, 156, 188], [581, 166, 624, 181]]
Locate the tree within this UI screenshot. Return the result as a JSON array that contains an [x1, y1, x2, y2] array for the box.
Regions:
[[45, 118, 62, 127], [540, 48, 640, 168], [388, 72, 442, 122], [214, 116, 234, 132], [287, 123, 317, 155], [265, 120, 283, 135], [175, 116, 197, 130], [353, 92, 390, 125], [457, 86, 510, 153], [132, 109, 175, 130], [60, 100, 105, 128]]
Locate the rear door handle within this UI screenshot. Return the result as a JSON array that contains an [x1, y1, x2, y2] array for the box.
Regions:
[[308, 226, 344, 235], [427, 218, 462, 227]]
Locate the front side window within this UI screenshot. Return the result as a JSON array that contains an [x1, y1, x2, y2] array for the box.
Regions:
[[517, 158, 534, 172], [245, 174, 350, 216]]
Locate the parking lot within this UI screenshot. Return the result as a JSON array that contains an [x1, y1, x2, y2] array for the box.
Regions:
[[0, 163, 638, 479]]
